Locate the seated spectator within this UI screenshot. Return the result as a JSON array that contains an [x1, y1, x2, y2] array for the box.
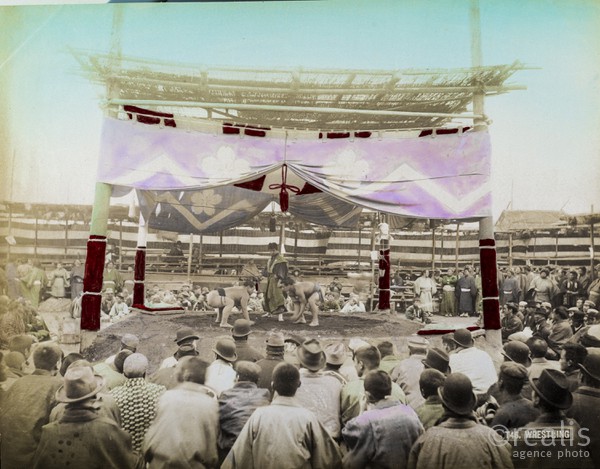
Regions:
[[321, 292, 341, 312], [390, 336, 429, 409], [341, 294, 366, 314], [526, 337, 561, 380], [205, 338, 238, 397], [255, 331, 286, 391], [328, 276, 343, 295], [560, 342, 587, 392], [231, 319, 265, 363], [501, 302, 523, 341], [415, 368, 446, 429], [546, 306, 573, 359], [566, 349, 600, 468], [323, 341, 350, 385], [408, 373, 512, 468], [422, 347, 451, 375], [490, 362, 539, 434], [447, 329, 497, 397], [109, 293, 130, 321], [143, 356, 219, 469], [160, 327, 200, 369], [377, 340, 401, 375], [218, 361, 270, 462], [405, 298, 430, 323], [342, 370, 423, 468], [341, 344, 406, 425]]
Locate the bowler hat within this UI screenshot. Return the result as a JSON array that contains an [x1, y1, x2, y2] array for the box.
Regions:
[[174, 327, 199, 345], [213, 338, 237, 362], [422, 347, 450, 373], [452, 329, 474, 348], [529, 369, 573, 409], [579, 349, 600, 382], [56, 366, 105, 403], [438, 373, 477, 415], [232, 319, 252, 338], [502, 341, 532, 368], [265, 331, 285, 347], [297, 339, 326, 371], [324, 342, 347, 366]]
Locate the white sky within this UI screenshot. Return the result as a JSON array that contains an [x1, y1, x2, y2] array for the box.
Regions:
[[1, 0, 599, 222]]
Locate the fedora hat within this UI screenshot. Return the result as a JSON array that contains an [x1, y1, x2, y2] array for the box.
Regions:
[[213, 338, 237, 362], [232, 319, 252, 338], [422, 347, 450, 373], [529, 369, 573, 410], [297, 339, 326, 371], [438, 373, 476, 415], [579, 349, 600, 382], [502, 341, 532, 368], [582, 325, 600, 348], [174, 327, 199, 345], [265, 331, 285, 347], [324, 342, 347, 366], [56, 366, 105, 403], [452, 329, 474, 348]]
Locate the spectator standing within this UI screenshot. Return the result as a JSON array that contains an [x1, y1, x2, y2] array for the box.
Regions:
[[294, 339, 343, 440], [342, 370, 423, 469], [0, 342, 64, 469], [110, 353, 166, 454], [413, 269, 437, 315], [255, 331, 286, 391], [455, 266, 478, 317], [143, 357, 219, 469], [218, 361, 270, 462], [32, 366, 136, 469], [440, 267, 458, 316], [408, 373, 513, 469], [232, 319, 265, 363], [221, 362, 342, 469], [48, 262, 69, 299]]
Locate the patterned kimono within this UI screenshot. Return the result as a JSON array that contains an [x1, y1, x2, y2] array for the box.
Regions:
[[440, 274, 457, 316], [20, 267, 47, 308]]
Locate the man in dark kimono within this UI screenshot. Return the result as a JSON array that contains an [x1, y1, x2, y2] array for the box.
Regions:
[[455, 266, 478, 317], [261, 242, 288, 319]]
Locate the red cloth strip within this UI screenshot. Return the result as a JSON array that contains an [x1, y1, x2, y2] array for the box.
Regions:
[[133, 248, 146, 306]]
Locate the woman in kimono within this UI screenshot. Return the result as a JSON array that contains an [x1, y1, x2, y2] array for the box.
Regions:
[[413, 269, 437, 314], [20, 260, 47, 308], [440, 267, 458, 316], [48, 262, 69, 298], [69, 258, 85, 299]]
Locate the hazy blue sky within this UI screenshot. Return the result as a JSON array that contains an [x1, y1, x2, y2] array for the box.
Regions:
[[1, 0, 599, 221]]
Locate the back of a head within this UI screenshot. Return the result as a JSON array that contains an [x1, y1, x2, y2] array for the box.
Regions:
[[355, 345, 381, 371], [527, 338, 548, 359], [9, 334, 35, 355], [33, 343, 63, 371], [419, 368, 446, 398], [114, 349, 134, 374], [376, 341, 394, 358], [60, 352, 85, 377], [235, 361, 261, 384], [364, 370, 392, 401], [175, 356, 209, 385], [4, 351, 26, 370], [272, 362, 300, 397], [123, 353, 149, 379], [563, 342, 588, 365]]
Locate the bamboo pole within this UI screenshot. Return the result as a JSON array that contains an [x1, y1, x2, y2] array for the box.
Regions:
[[65, 213, 69, 259], [431, 222, 436, 272], [118, 219, 123, 269], [109, 98, 484, 120], [508, 232, 513, 267], [34, 213, 38, 258], [591, 205, 595, 280], [455, 223, 460, 272], [6, 203, 12, 261], [187, 233, 193, 283]]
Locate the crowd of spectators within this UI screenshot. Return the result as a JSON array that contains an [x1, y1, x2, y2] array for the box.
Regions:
[[2, 318, 600, 468]]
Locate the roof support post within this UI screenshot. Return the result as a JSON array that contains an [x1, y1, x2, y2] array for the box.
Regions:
[[471, 0, 501, 349]]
